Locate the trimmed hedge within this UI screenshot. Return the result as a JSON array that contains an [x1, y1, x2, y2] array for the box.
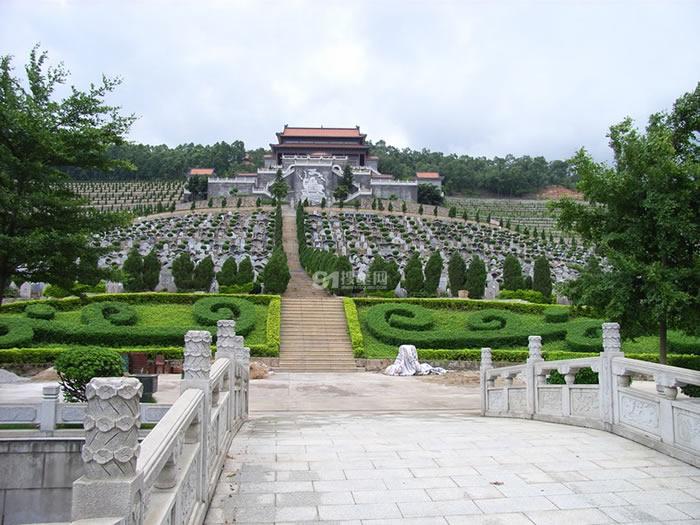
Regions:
[[25, 303, 56, 320], [543, 306, 569, 323], [343, 297, 365, 358], [0, 317, 34, 348], [354, 296, 551, 315], [80, 302, 137, 326], [265, 297, 281, 355], [192, 296, 256, 335]]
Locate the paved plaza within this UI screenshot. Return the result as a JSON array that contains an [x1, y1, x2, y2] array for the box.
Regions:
[[207, 411, 700, 524]]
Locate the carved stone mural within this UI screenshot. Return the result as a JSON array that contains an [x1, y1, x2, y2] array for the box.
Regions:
[[619, 393, 659, 432], [508, 388, 527, 413], [538, 388, 562, 414], [297, 167, 330, 205], [673, 408, 700, 453], [488, 390, 506, 411], [570, 388, 599, 417]]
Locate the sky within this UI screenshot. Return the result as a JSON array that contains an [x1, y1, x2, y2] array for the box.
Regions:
[[1, 0, 699, 161]]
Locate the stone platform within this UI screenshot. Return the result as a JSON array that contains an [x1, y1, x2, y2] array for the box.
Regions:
[[207, 412, 700, 524]]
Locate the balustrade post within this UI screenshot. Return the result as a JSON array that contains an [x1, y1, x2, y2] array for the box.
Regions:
[[39, 384, 59, 432], [71, 377, 143, 523], [216, 320, 242, 423], [182, 330, 212, 507], [236, 346, 251, 418], [599, 322, 624, 430], [525, 335, 543, 417], [479, 347, 493, 415]]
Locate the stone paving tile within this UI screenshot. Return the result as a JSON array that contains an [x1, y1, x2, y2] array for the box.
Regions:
[[446, 514, 534, 525], [397, 500, 481, 517], [276, 491, 354, 506], [365, 519, 448, 525], [524, 508, 612, 524], [545, 492, 628, 509], [474, 496, 557, 513], [673, 502, 700, 518], [352, 489, 431, 504], [617, 488, 699, 505], [318, 503, 402, 520], [600, 503, 694, 522]]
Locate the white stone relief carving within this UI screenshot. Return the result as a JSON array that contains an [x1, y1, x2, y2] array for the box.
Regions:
[[538, 388, 562, 414], [619, 394, 659, 432], [508, 388, 527, 412], [673, 408, 700, 453], [488, 390, 506, 411], [570, 389, 599, 417]]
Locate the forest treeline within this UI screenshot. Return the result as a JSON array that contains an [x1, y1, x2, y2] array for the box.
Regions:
[[67, 139, 575, 197]]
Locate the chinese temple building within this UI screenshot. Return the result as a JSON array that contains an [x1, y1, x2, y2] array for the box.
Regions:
[[206, 126, 441, 204]]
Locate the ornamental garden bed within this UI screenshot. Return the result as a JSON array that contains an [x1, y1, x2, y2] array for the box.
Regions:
[[345, 298, 700, 371], [0, 292, 281, 365]]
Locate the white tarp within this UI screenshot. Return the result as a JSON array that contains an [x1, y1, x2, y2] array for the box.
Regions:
[[384, 345, 446, 376]]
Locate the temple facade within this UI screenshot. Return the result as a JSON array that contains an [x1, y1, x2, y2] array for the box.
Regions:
[[206, 126, 439, 204]]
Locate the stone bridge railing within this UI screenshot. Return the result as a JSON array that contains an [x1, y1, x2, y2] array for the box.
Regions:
[[480, 323, 700, 467], [34, 319, 250, 525]]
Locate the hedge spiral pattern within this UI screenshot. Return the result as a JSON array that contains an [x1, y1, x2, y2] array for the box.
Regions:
[[80, 302, 138, 326], [192, 297, 256, 335]]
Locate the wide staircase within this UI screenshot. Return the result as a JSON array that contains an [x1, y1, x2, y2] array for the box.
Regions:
[[278, 206, 357, 372]]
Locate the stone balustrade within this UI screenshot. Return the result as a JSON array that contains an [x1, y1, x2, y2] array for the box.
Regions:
[[27, 319, 250, 525], [480, 322, 700, 467]]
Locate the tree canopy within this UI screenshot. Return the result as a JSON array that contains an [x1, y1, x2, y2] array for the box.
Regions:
[[553, 83, 700, 362], [0, 46, 133, 303]]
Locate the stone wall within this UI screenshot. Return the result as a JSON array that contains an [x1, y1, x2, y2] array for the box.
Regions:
[[0, 438, 83, 525]]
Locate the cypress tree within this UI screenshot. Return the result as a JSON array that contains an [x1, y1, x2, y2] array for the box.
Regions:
[[237, 256, 254, 284], [533, 255, 553, 298], [367, 255, 387, 291], [502, 254, 524, 290], [433, 206, 438, 217], [217, 257, 238, 286], [401, 201, 407, 214], [448, 206, 457, 218], [262, 246, 290, 294], [418, 204, 424, 215], [333, 255, 353, 295], [123, 248, 143, 292], [462, 209, 468, 222], [142, 250, 161, 291], [423, 251, 443, 296], [192, 255, 215, 291], [386, 260, 401, 292], [447, 252, 466, 297], [465, 255, 487, 299], [172, 252, 194, 291], [403, 252, 424, 296]]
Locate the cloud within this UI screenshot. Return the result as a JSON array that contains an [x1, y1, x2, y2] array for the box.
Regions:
[[1, 0, 698, 161]]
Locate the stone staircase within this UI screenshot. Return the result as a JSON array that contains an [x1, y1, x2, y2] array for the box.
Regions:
[[278, 297, 358, 372], [277, 206, 358, 372]]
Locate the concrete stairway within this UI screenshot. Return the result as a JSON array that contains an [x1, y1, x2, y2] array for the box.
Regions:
[[277, 206, 357, 372], [278, 297, 357, 372]]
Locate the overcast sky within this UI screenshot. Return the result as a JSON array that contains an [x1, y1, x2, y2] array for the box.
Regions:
[[1, 0, 699, 161]]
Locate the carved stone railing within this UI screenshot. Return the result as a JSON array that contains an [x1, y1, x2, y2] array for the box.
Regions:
[[480, 323, 700, 467], [32, 319, 250, 525]]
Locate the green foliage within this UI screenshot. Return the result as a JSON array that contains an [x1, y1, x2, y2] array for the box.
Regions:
[[497, 289, 551, 304], [532, 256, 552, 298], [403, 253, 424, 296], [269, 169, 289, 203], [552, 84, 700, 363], [343, 297, 365, 357], [237, 256, 254, 285], [548, 368, 599, 385], [217, 257, 238, 286], [502, 254, 524, 291], [25, 303, 56, 320], [55, 347, 124, 402], [333, 164, 354, 202], [543, 306, 569, 323], [333, 255, 353, 295], [192, 255, 215, 291], [80, 302, 137, 326], [123, 248, 144, 292], [142, 250, 161, 291], [191, 296, 256, 334], [172, 252, 195, 291], [265, 297, 281, 355], [423, 252, 443, 296], [262, 246, 290, 294], [417, 184, 444, 205], [0, 47, 132, 304], [0, 317, 35, 348], [464, 256, 487, 299], [447, 252, 466, 297], [186, 175, 208, 200]]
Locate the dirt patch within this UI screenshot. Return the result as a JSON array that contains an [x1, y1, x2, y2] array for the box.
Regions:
[[535, 185, 583, 200], [30, 367, 60, 382], [416, 370, 481, 386]]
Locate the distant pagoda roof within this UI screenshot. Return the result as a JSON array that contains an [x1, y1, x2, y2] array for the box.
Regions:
[[278, 125, 365, 140], [416, 171, 442, 180], [188, 168, 215, 176]]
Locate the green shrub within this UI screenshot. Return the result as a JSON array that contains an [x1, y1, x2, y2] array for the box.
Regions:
[[548, 368, 599, 384], [219, 283, 254, 294], [404, 253, 424, 296], [533, 256, 552, 298], [43, 284, 72, 298], [237, 257, 254, 285], [217, 257, 238, 286], [265, 297, 281, 355], [192, 255, 215, 291], [55, 347, 124, 402], [25, 303, 56, 320], [262, 247, 290, 294], [502, 254, 524, 290], [544, 306, 569, 323], [80, 302, 138, 326], [423, 252, 443, 296], [447, 252, 466, 297], [565, 318, 604, 352], [191, 296, 256, 335], [497, 289, 551, 304], [0, 317, 34, 348], [344, 297, 365, 357], [142, 250, 161, 291], [123, 248, 144, 292], [465, 256, 487, 299], [172, 252, 195, 291]]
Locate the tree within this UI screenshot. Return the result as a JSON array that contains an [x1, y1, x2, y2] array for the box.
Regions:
[[465, 256, 487, 299], [217, 257, 238, 286], [448, 206, 457, 218], [401, 201, 407, 214], [262, 246, 290, 294], [462, 210, 468, 222], [552, 83, 700, 362], [418, 204, 424, 215], [502, 254, 524, 290], [192, 255, 214, 291], [532, 255, 552, 298], [367, 255, 388, 291], [0, 47, 133, 304], [77, 251, 103, 287], [237, 256, 254, 284], [122, 248, 144, 292], [388, 202, 393, 212], [423, 251, 443, 296], [447, 252, 466, 297], [172, 252, 194, 291], [333, 255, 353, 295], [403, 253, 424, 296], [320, 197, 326, 209], [142, 250, 161, 291], [269, 168, 289, 204], [186, 175, 208, 200], [354, 199, 360, 211], [417, 183, 443, 205], [433, 206, 438, 217], [386, 260, 401, 292], [333, 164, 354, 203]]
